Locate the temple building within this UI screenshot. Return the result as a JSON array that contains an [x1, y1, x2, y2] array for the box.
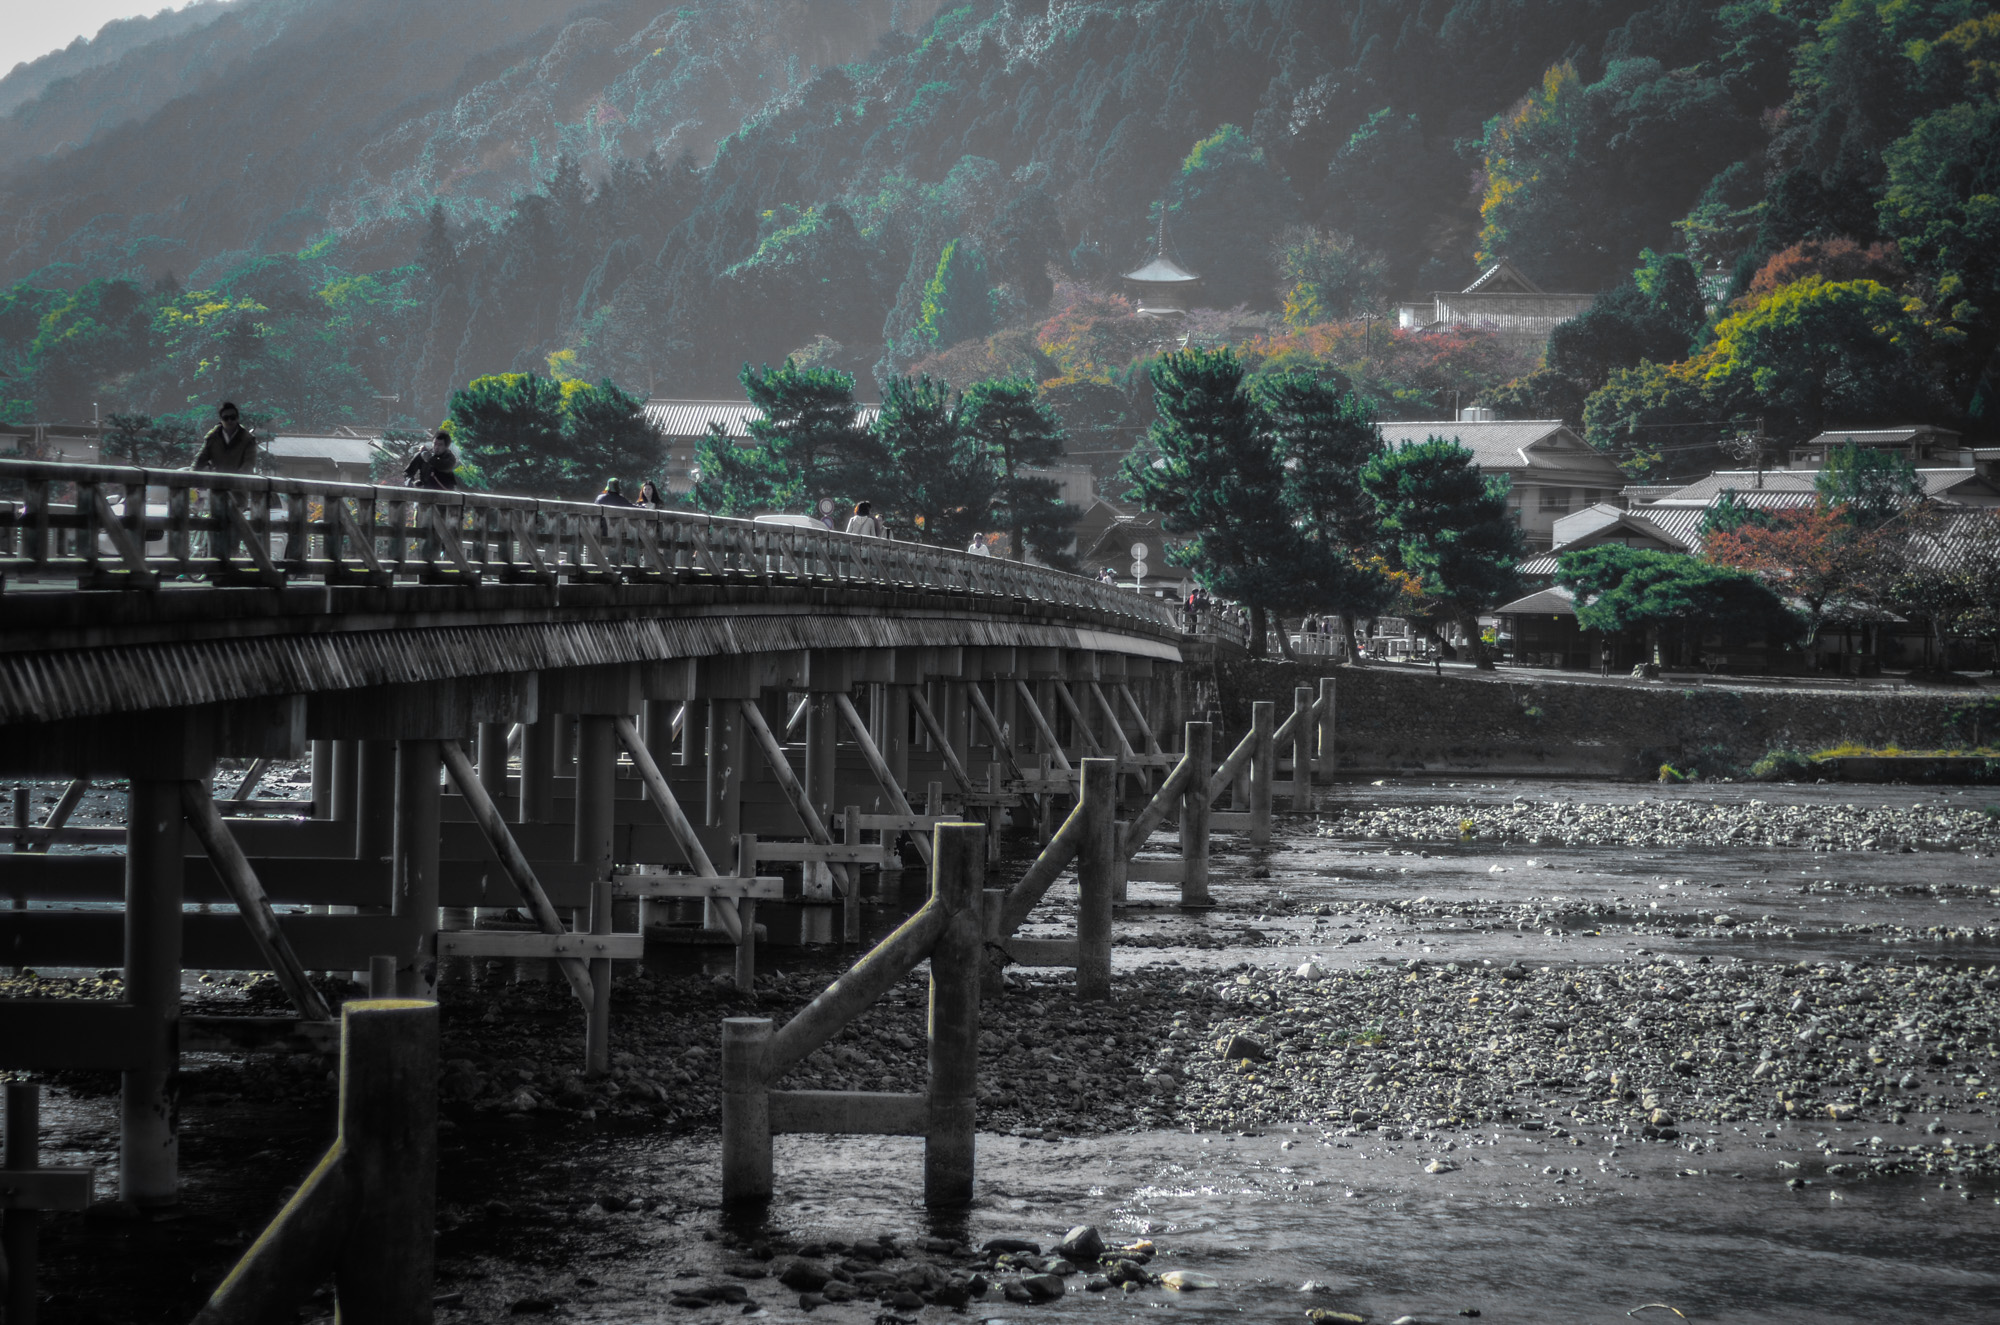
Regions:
[[1121, 214, 1201, 317], [1396, 259, 1596, 349]]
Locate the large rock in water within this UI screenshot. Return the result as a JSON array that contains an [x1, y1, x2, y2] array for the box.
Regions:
[[1059, 1225, 1105, 1261]]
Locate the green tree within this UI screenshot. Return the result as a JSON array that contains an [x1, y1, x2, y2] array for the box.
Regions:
[[874, 374, 993, 547], [960, 376, 1075, 566], [103, 412, 196, 468], [1814, 441, 1927, 527], [1698, 276, 1939, 441], [692, 421, 800, 515], [1122, 347, 1293, 655], [446, 372, 571, 496], [442, 373, 659, 500], [1361, 438, 1525, 667], [737, 359, 878, 513], [1167, 125, 1300, 309], [559, 378, 665, 496], [1556, 545, 1803, 664], [1880, 95, 2000, 417], [1271, 226, 1389, 329], [1253, 370, 1394, 655], [912, 238, 996, 352]]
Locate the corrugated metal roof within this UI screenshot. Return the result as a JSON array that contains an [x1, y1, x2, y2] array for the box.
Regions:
[[645, 400, 883, 440]]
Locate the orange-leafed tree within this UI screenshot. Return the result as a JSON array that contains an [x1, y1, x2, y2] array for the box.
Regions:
[[1703, 503, 1883, 645]]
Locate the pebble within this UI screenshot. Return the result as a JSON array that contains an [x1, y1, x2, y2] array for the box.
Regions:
[[1159, 1270, 1220, 1291]]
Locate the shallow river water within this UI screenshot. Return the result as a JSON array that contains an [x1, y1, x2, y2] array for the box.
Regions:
[[19, 775, 2000, 1323]]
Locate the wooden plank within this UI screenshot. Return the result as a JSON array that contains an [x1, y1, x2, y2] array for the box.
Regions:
[[1211, 811, 1253, 831], [745, 842, 894, 866], [0, 1167, 95, 1211], [612, 873, 785, 901], [1000, 936, 1079, 968], [768, 1089, 927, 1137], [0, 912, 409, 971], [833, 814, 945, 833], [436, 931, 642, 960], [1126, 858, 1186, 883], [0, 999, 159, 1070]]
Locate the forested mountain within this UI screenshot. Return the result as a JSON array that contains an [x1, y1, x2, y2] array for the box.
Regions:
[[2, 0, 1995, 476]]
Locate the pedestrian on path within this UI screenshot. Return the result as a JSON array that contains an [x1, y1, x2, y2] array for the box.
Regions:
[[844, 501, 884, 537], [966, 532, 991, 556], [404, 430, 458, 489], [596, 477, 637, 508]]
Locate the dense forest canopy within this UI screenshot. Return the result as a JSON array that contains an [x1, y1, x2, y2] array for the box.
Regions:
[[1, 0, 1995, 481]]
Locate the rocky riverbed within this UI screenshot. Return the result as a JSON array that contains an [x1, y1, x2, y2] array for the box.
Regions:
[[12, 776, 1999, 1323]]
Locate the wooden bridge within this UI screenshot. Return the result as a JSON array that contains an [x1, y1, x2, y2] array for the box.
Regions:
[[0, 458, 1351, 1320]]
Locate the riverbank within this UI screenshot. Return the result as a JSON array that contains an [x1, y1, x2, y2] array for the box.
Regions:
[[1213, 658, 2000, 779]]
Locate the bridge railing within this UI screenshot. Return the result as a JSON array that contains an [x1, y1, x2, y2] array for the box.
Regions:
[[0, 459, 1177, 632]]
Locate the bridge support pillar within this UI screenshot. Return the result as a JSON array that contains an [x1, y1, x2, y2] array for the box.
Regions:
[[392, 740, 441, 998], [329, 739, 360, 828], [121, 778, 184, 1207], [310, 739, 334, 819], [356, 739, 395, 860], [477, 722, 510, 800], [519, 717, 555, 824]]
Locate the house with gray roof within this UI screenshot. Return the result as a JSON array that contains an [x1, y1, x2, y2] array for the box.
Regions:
[[1374, 413, 1631, 550]]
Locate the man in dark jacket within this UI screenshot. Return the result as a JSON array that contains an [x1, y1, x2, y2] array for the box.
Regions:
[[188, 401, 257, 570], [404, 431, 459, 489], [595, 478, 637, 508], [192, 402, 257, 473]]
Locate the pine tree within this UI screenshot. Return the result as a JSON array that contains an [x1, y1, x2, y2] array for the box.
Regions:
[[737, 359, 879, 513], [875, 374, 994, 547], [961, 377, 1076, 565], [1121, 347, 1293, 655], [1361, 437, 1525, 667]]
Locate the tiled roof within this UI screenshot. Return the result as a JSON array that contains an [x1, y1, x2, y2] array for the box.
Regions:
[[1373, 419, 1625, 478], [1495, 585, 1576, 616], [267, 434, 381, 464], [1658, 467, 1992, 503], [1803, 425, 1959, 448], [645, 400, 882, 440]]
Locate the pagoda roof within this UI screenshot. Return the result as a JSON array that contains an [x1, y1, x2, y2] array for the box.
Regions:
[[1123, 254, 1199, 284]]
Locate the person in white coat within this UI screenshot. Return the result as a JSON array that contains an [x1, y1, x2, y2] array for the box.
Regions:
[[843, 500, 884, 537]]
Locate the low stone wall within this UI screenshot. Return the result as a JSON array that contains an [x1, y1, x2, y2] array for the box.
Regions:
[[1209, 659, 2000, 779]]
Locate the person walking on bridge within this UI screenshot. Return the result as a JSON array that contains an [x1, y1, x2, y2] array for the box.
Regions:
[[191, 401, 257, 474], [187, 401, 258, 571], [843, 501, 883, 537], [595, 477, 637, 508], [404, 430, 458, 489]]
